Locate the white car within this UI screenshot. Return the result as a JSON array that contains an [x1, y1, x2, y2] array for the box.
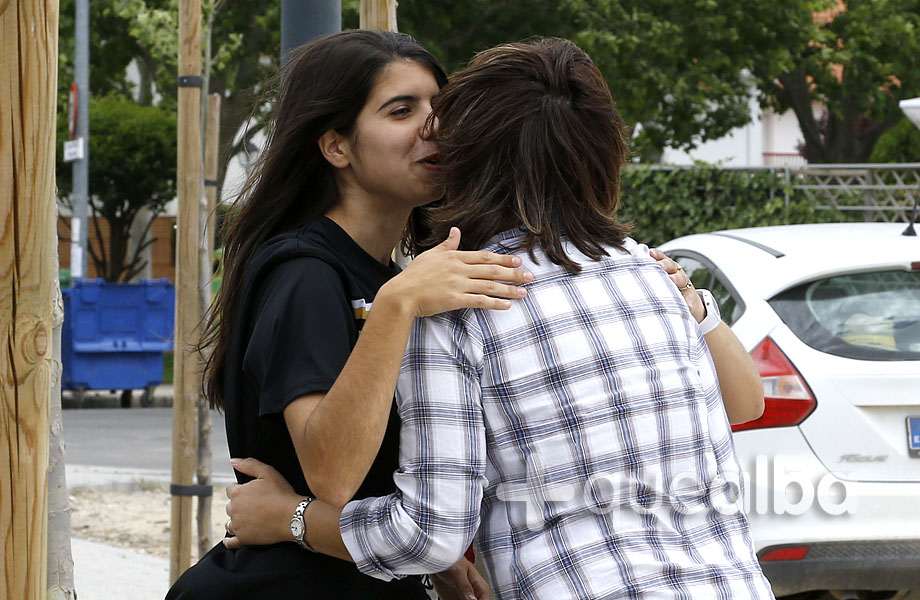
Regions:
[[660, 223, 920, 599]]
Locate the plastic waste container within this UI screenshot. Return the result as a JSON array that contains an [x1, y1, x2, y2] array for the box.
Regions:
[[62, 279, 175, 407]]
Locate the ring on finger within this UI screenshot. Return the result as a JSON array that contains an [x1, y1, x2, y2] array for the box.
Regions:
[[679, 280, 693, 291], [225, 519, 235, 536]]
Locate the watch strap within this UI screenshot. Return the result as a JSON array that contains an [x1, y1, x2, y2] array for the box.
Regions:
[[291, 497, 317, 552], [696, 289, 723, 335]]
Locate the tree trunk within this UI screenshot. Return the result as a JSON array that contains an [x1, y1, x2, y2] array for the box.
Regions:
[[776, 68, 829, 164], [136, 50, 158, 106], [106, 216, 130, 282], [777, 65, 901, 164], [1, 1, 60, 599], [47, 278, 75, 600], [127, 207, 153, 282]]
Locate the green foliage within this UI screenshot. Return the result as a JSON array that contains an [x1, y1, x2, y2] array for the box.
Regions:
[[108, 0, 179, 104], [57, 95, 177, 281], [392, 0, 827, 159], [756, 0, 920, 163], [870, 118, 920, 163], [57, 95, 177, 208], [57, 0, 280, 244], [570, 0, 814, 159], [58, 0, 145, 102], [395, 0, 919, 162], [618, 167, 850, 246], [58, 0, 276, 101]]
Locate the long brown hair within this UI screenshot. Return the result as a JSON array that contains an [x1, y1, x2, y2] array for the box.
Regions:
[[416, 38, 631, 273], [202, 30, 446, 409]]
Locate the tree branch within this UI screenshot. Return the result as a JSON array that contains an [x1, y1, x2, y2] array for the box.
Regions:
[[122, 256, 151, 283], [778, 67, 827, 163], [88, 201, 108, 279]]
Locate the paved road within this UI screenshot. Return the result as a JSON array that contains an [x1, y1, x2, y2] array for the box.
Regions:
[[62, 406, 233, 479], [63, 406, 235, 599]]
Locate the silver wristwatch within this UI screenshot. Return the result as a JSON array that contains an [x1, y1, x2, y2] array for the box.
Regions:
[[290, 497, 317, 552], [696, 289, 722, 335]]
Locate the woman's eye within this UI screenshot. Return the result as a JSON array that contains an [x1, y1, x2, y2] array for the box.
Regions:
[[391, 106, 411, 117]]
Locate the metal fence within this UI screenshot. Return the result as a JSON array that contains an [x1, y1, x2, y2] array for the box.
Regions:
[[642, 163, 920, 223]]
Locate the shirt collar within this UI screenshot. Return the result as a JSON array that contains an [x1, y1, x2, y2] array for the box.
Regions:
[[483, 227, 530, 250]]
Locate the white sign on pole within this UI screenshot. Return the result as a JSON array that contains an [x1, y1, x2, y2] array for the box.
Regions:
[[69, 217, 84, 278], [70, 246, 84, 279], [63, 137, 85, 162]]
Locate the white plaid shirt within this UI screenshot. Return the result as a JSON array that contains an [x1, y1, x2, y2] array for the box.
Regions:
[[341, 230, 774, 600]]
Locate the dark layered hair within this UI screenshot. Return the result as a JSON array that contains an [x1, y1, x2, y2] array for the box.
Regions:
[[202, 30, 447, 409], [415, 38, 631, 274]]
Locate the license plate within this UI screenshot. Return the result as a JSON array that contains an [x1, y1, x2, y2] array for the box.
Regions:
[[909, 416, 920, 458]]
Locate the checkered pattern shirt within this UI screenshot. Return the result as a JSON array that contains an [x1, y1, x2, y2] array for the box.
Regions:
[[340, 230, 774, 600]]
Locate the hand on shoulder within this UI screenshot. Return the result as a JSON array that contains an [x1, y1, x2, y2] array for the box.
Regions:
[[380, 227, 534, 318], [650, 247, 705, 323]]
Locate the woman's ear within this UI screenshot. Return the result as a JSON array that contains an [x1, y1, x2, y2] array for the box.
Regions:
[[318, 129, 351, 169]]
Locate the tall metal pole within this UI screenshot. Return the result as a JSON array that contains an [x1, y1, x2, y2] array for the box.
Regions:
[[281, 0, 341, 65], [70, 0, 90, 279]]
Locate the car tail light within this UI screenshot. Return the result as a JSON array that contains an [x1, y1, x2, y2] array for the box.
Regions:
[[760, 546, 810, 562], [731, 337, 816, 432]]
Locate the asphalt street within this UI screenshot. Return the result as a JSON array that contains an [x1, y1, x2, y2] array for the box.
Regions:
[[62, 406, 234, 479]]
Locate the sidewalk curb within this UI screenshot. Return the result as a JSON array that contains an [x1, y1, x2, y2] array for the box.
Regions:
[[62, 384, 174, 409], [67, 464, 236, 493]]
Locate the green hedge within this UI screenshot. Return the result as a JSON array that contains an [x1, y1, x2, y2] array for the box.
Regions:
[[870, 118, 920, 164], [618, 166, 852, 247]]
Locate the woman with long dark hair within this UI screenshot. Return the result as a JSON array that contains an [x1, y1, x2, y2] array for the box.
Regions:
[[167, 29, 531, 599]]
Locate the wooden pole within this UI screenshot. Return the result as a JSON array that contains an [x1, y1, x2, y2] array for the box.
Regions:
[[360, 0, 398, 31], [195, 92, 220, 558], [170, 0, 202, 583], [1, 1, 60, 599]]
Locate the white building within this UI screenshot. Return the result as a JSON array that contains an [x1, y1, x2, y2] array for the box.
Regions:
[[660, 87, 816, 167]]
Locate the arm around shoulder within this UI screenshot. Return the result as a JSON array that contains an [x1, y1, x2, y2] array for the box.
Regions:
[[335, 313, 488, 580], [284, 280, 417, 506]]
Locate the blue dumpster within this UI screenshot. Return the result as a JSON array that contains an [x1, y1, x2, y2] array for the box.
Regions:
[[62, 279, 175, 407]]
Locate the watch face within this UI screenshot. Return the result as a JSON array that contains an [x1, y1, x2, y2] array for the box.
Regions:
[[291, 518, 304, 539]]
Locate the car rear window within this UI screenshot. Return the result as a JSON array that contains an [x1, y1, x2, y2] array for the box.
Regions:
[[768, 269, 920, 361]]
